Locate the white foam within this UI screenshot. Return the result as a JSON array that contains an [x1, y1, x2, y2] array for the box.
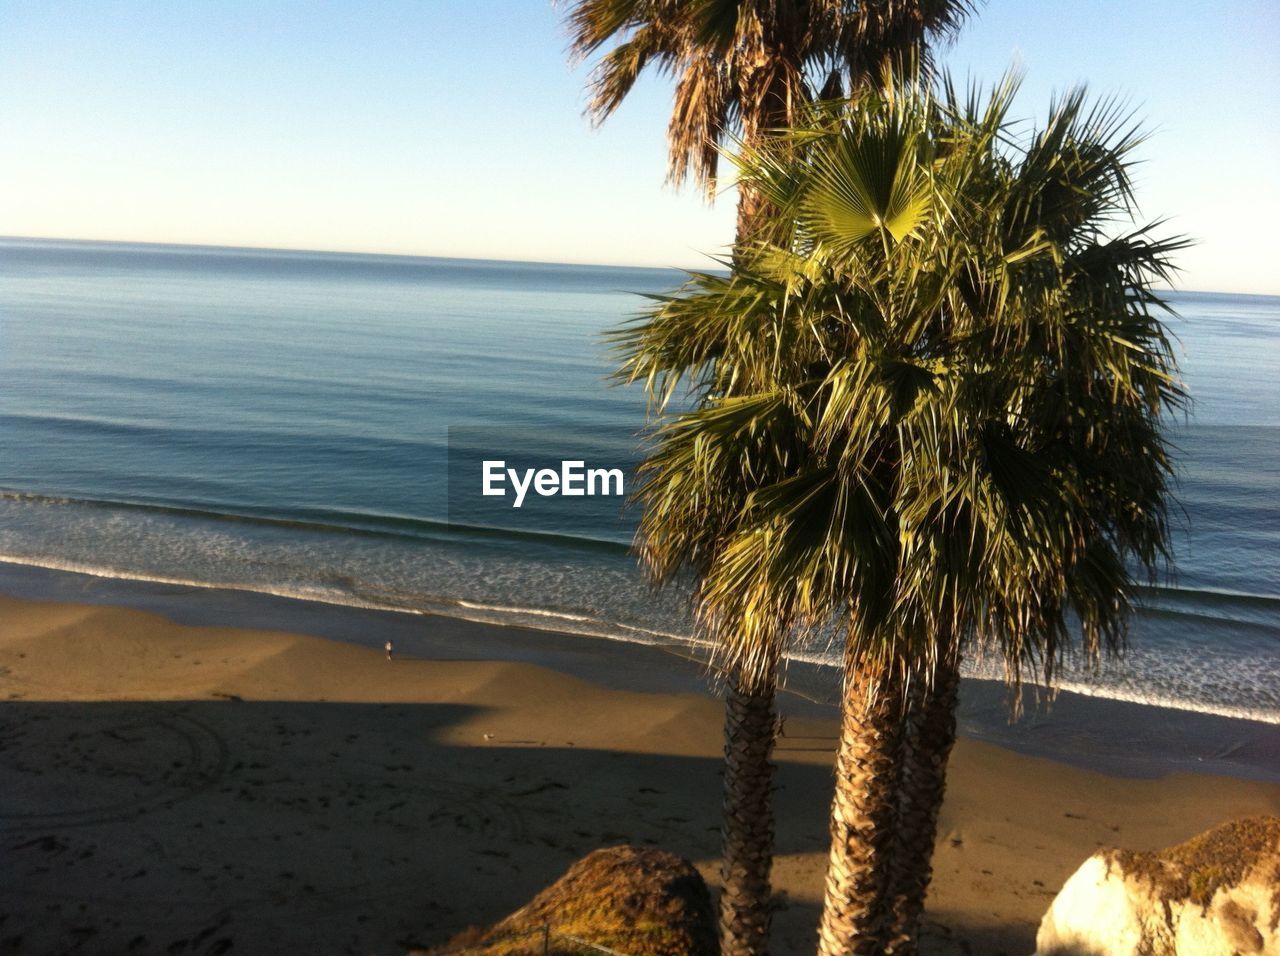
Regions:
[[0, 554, 428, 616], [1, 553, 1276, 726], [1046, 677, 1280, 725]]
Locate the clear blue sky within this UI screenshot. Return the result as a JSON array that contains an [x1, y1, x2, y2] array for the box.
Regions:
[[1, 1, 1276, 293]]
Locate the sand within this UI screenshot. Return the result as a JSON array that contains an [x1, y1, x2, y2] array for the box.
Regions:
[[0, 592, 1276, 956]]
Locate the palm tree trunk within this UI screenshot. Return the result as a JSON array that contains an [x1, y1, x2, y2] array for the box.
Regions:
[[816, 655, 907, 956], [735, 186, 766, 249], [716, 72, 793, 954], [718, 670, 779, 956], [883, 652, 962, 954], [734, 68, 794, 247]]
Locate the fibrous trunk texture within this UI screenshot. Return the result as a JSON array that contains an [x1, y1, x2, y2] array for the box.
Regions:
[[816, 656, 908, 956], [884, 652, 962, 954], [718, 672, 779, 956], [734, 68, 794, 246]]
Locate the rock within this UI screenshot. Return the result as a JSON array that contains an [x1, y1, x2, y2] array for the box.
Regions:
[[1034, 816, 1280, 956], [426, 845, 719, 955]]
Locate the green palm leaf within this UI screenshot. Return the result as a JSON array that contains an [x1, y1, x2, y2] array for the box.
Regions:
[[802, 118, 935, 248]]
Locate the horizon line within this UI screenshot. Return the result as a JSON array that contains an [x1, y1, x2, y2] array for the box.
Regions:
[[3, 234, 1272, 299], [0, 234, 728, 277]]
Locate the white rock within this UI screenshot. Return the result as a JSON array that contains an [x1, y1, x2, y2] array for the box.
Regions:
[[1034, 816, 1279, 956]]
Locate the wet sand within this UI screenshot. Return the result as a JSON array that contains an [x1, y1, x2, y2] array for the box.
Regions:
[[0, 589, 1277, 955]]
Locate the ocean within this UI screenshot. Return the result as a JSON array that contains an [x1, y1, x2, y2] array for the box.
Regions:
[[1, 237, 1276, 725]]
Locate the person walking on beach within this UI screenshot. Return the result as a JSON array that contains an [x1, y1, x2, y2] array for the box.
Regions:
[[385, 640, 393, 662]]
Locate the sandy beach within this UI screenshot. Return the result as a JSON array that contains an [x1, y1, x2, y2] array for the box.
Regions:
[[0, 587, 1277, 956]]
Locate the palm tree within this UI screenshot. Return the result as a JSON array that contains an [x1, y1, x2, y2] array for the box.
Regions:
[[619, 76, 1185, 954], [567, 0, 974, 233], [568, 4, 974, 951]]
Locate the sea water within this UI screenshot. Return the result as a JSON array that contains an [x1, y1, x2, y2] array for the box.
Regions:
[[1, 237, 1276, 723]]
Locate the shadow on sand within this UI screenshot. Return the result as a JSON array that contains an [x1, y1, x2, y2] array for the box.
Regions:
[[0, 698, 1033, 956]]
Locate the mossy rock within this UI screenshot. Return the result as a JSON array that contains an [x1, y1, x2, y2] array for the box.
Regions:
[[431, 845, 719, 955], [1109, 815, 1280, 909]]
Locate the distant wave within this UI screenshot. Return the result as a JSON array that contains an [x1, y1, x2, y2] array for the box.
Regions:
[[0, 489, 632, 554], [1134, 603, 1280, 637], [1131, 583, 1280, 606], [0, 409, 442, 453], [1134, 582, 1280, 612]]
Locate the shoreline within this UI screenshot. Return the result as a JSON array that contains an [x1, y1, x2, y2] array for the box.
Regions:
[[0, 580, 1277, 954], [1, 559, 1277, 783], [3, 547, 1277, 730]]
